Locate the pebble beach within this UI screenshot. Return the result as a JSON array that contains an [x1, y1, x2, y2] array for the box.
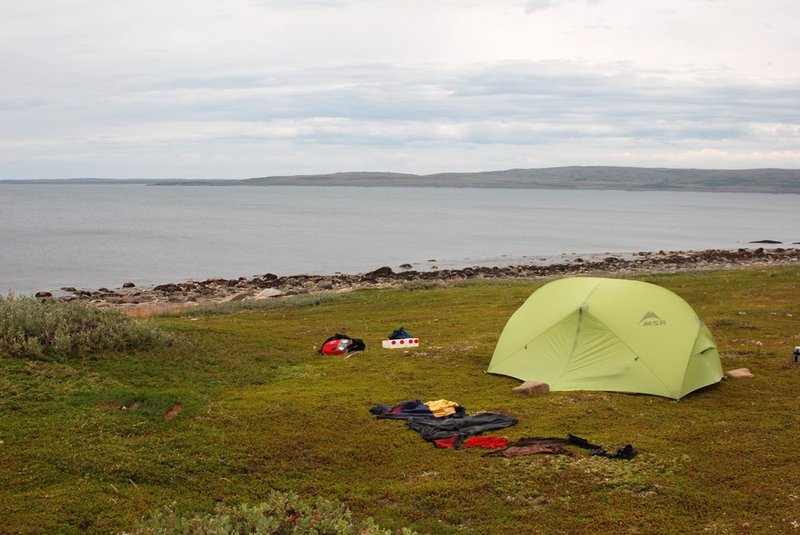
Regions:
[[28, 246, 800, 314]]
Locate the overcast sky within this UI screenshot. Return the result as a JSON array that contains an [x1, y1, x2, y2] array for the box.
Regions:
[[2, 0, 799, 179]]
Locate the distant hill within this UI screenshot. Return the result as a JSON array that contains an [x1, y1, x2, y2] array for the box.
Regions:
[[157, 166, 800, 193], [0, 178, 176, 185], [4, 167, 800, 193]]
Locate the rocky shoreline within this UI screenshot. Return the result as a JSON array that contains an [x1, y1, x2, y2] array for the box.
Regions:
[[29, 247, 798, 314]]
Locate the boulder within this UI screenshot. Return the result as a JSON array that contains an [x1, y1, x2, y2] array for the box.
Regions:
[[254, 288, 283, 299], [366, 266, 394, 278], [153, 283, 182, 294], [220, 293, 247, 303], [512, 380, 550, 396], [122, 282, 135, 288], [725, 368, 754, 379]]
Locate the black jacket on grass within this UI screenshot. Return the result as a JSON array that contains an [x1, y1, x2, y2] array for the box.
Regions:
[[405, 412, 517, 441]]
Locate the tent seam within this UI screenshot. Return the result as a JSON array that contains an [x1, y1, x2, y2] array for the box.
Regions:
[[552, 279, 603, 384]]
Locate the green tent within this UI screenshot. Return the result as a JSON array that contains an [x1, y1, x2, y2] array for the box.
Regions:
[[487, 277, 723, 399]]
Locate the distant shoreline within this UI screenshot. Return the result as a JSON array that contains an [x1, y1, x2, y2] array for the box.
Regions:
[[3, 165, 800, 194], [30, 247, 800, 313]]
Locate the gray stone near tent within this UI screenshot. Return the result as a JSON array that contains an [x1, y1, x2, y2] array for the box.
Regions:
[[725, 368, 754, 379], [513, 380, 550, 396]]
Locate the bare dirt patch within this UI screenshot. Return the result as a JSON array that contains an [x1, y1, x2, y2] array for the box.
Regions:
[[164, 403, 183, 420]]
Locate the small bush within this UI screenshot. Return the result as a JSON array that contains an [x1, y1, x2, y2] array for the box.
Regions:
[[0, 296, 173, 360], [180, 291, 350, 317], [399, 280, 442, 291], [127, 490, 416, 534]]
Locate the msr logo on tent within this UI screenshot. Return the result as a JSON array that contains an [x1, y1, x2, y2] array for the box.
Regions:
[[639, 311, 667, 327]]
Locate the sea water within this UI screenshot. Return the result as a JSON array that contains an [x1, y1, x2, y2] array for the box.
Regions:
[[1, 184, 797, 294]]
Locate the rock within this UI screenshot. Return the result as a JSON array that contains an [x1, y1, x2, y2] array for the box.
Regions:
[[122, 282, 135, 288], [399, 263, 413, 269], [725, 368, 754, 379], [365, 266, 394, 278], [44, 246, 800, 311], [220, 293, 247, 303], [251, 277, 279, 288], [34, 291, 52, 299], [748, 240, 782, 244], [153, 283, 183, 294], [512, 380, 550, 396], [254, 288, 283, 299]]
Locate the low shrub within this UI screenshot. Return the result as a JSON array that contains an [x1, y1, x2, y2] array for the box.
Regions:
[[127, 490, 416, 535], [0, 296, 173, 360], [179, 291, 350, 317], [399, 280, 442, 291]]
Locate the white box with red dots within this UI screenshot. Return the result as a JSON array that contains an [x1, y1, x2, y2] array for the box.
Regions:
[[382, 338, 420, 349]]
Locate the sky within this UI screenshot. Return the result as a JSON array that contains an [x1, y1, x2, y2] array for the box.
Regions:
[[1, 0, 799, 179]]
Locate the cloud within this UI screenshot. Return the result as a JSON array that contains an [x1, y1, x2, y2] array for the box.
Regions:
[[524, 0, 601, 13], [2, 60, 798, 160], [251, 0, 345, 6], [1, 1, 799, 178], [525, 0, 561, 12]]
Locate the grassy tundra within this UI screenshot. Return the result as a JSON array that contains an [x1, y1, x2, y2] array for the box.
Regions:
[[1, 267, 798, 534]]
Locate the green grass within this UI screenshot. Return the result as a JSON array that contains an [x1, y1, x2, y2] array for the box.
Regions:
[[1, 267, 799, 534]]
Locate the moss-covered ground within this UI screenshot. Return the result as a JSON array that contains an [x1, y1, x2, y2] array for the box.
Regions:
[[1, 267, 799, 534]]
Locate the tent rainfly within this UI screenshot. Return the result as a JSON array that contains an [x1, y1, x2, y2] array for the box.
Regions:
[[487, 277, 723, 399]]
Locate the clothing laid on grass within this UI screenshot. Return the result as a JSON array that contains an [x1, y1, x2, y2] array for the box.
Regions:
[[592, 443, 638, 460], [484, 434, 637, 460], [405, 412, 517, 442], [369, 399, 466, 420], [463, 436, 510, 449], [370, 400, 634, 458], [483, 436, 574, 457], [432, 436, 511, 449], [425, 399, 462, 418], [433, 434, 513, 450], [432, 436, 461, 449]]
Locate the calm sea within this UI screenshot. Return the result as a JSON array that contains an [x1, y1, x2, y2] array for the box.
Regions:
[[1, 184, 797, 295]]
